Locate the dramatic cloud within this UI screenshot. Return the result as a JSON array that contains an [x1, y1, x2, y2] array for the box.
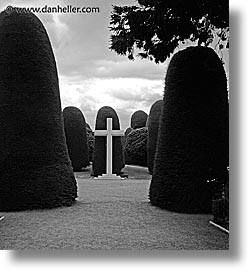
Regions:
[[60, 77, 164, 130], [1, 0, 228, 130]]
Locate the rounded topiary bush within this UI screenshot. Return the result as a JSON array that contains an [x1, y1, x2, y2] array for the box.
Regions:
[[130, 110, 148, 129], [0, 10, 77, 211], [63, 106, 89, 171], [124, 127, 148, 167], [93, 106, 124, 176], [149, 46, 229, 213], [147, 100, 163, 174]]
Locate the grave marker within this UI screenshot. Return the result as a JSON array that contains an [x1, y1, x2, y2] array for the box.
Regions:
[[94, 118, 124, 179]]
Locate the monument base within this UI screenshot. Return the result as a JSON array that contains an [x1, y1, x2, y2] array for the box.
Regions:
[[94, 174, 123, 180]]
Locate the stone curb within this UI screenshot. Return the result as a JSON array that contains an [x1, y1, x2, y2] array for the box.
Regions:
[[209, 220, 229, 234]]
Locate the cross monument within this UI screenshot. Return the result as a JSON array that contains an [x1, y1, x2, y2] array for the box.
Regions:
[[94, 118, 124, 179]]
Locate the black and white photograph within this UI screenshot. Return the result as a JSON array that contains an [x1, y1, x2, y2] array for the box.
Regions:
[[0, 0, 250, 272], [0, 0, 230, 252], [2, 0, 252, 272]]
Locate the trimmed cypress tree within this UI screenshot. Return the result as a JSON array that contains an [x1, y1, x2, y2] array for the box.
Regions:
[[124, 127, 148, 167], [93, 106, 124, 176], [130, 110, 148, 129], [63, 106, 89, 171], [147, 100, 163, 174], [149, 46, 229, 213], [0, 10, 77, 211]]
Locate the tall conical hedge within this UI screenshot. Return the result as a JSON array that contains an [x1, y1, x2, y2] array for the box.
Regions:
[[147, 100, 163, 174], [130, 110, 148, 129], [0, 10, 77, 211], [149, 46, 229, 213], [93, 106, 124, 176], [63, 106, 89, 171]]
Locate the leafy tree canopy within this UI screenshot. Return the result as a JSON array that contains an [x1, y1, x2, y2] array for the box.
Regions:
[[109, 0, 229, 63]]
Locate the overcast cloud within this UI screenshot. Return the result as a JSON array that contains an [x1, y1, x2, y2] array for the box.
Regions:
[[0, 0, 228, 129]]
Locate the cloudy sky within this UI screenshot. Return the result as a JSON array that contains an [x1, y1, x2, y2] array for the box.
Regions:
[[0, 0, 229, 130]]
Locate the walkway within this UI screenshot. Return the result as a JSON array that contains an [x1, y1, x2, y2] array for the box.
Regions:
[[0, 172, 228, 250]]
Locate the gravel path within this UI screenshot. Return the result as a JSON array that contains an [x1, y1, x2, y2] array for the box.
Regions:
[[0, 173, 228, 250]]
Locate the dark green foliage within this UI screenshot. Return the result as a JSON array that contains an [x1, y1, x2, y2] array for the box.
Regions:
[[0, 10, 77, 211], [131, 110, 148, 129], [110, 0, 229, 63], [63, 107, 89, 171], [124, 127, 148, 167], [149, 46, 229, 213], [93, 106, 124, 176], [86, 127, 95, 162], [147, 100, 163, 174]]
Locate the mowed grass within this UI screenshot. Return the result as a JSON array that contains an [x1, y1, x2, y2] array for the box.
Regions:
[[0, 166, 228, 250]]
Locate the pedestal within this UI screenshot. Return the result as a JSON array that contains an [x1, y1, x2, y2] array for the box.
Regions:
[[94, 174, 124, 180]]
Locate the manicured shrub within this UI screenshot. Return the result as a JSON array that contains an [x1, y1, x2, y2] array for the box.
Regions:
[[130, 110, 148, 129], [149, 46, 229, 213], [92, 106, 124, 176], [124, 127, 148, 167], [121, 127, 133, 148], [86, 127, 95, 162], [147, 100, 163, 174], [0, 10, 77, 211], [63, 106, 89, 171]]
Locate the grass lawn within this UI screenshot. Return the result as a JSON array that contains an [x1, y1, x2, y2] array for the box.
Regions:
[[0, 165, 228, 250]]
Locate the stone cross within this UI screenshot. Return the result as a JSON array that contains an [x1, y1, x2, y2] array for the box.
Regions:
[[94, 118, 124, 179]]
